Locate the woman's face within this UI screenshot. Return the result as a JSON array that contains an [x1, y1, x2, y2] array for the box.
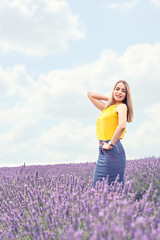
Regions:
[[113, 82, 126, 103]]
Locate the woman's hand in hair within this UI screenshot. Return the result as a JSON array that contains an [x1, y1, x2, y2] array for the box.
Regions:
[[87, 92, 108, 111]]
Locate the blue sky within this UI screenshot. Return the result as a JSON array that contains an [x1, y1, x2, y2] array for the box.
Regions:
[[0, 0, 160, 167]]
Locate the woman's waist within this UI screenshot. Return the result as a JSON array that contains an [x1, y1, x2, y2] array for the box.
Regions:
[[96, 127, 126, 140], [98, 139, 122, 148], [99, 139, 121, 145]]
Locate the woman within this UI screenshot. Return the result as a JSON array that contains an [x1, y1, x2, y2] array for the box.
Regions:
[[88, 80, 133, 188]]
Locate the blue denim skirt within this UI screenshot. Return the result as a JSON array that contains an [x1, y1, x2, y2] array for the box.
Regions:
[[93, 139, 126, 188]]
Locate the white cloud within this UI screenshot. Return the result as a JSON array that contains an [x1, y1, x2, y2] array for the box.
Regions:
[[33, 120, 97, 162], [106, 0, 139, 10], [1, 42, 160, 166], [1, 44, 159, 122], [123, 103, 160, 158], [0, 65, 36, 97], [38, 120, 96, 149], [150, 0, 160, 7], [0, 0, 85, 56], [36, 43, 160, 112]]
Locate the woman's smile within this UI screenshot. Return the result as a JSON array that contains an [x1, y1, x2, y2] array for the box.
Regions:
[[113, 82, 126, 103]]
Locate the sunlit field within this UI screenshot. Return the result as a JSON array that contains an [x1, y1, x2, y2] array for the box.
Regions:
[[0, 157, 160, 240]]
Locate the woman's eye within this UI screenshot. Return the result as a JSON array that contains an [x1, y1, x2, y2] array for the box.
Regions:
[[115, 87, 126, 92]]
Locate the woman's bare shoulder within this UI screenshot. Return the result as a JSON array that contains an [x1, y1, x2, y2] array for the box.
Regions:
[[116, 103, 127, 113]]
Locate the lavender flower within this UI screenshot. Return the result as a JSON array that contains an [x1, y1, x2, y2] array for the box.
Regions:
[[0, 157, 159, 239]]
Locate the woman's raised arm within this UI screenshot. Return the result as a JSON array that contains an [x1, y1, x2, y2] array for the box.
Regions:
[[87, 92, 109, 111]]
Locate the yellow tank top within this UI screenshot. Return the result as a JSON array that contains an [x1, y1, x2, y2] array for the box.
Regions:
[[96, 104, 126, 140]]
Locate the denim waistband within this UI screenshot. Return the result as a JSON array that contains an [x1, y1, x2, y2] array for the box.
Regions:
[[99, 140, 121, 145], [99, 139, 121, 150], [99, 140, 110, 144]]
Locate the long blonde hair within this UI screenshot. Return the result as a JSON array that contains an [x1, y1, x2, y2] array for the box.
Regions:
[[106, 80, 134, 122]]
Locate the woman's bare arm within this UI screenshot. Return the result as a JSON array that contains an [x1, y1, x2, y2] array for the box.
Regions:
[[110, 103, 127, 145], [87, 92, 109, 111]]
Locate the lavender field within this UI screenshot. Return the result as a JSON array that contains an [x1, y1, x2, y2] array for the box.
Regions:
[[0, 157, 160, 240]]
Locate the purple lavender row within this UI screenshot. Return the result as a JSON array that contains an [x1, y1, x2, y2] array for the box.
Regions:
[[0, 158, 160, 239]]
